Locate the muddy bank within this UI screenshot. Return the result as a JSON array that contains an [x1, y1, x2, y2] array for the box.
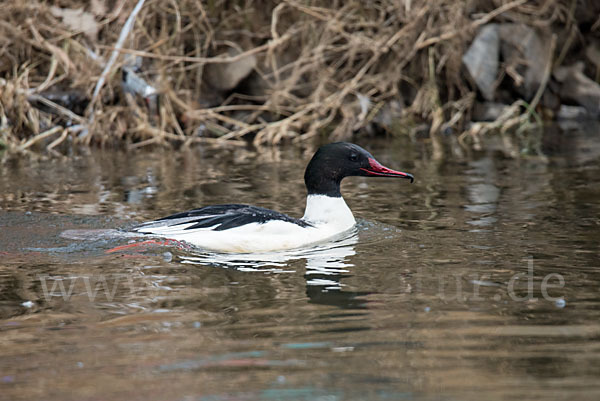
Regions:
[[0, 0, 599, 155]]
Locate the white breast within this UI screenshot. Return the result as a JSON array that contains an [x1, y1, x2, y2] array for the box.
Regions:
[[302, 194, 356, 230]]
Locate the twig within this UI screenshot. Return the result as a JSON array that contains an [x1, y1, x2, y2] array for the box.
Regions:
[[186, 104, 293, 117], [26, 94, 86, 124], [34, 56, 58, 93], [87, 0, 147, 118], [97, 31, 293, 65], [527, 34, 557, 122], [27, 19, 75, 72], [415, 0, 527, 50], [17, 126, 62, 151], [47, 128, 69, 151]]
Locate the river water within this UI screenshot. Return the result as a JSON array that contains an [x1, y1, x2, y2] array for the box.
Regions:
[[1, 125, 599, 400]]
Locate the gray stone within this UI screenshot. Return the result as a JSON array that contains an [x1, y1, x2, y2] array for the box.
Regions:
[[204, 52, 257, 92], [472, 101, 511, 121], [554, 62, 600, 118], [462, 24, 499, 101], [498, 24, 552, 100]]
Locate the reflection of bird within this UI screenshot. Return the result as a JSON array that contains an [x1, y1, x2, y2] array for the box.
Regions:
[[134, 142, 413, 253], [179, 231, 357, 272], [180, 233, 363, 309]]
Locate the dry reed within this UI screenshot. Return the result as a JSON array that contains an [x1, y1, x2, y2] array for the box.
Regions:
[[0, 0, 587, 153]]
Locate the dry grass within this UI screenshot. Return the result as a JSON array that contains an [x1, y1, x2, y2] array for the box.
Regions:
[[0, 0, 583, 153]]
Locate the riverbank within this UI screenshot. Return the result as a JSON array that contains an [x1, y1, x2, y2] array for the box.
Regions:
[[1, 0, 599, 156]]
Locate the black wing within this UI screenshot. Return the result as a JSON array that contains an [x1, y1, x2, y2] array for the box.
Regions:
[[137, 204, 312, 232]]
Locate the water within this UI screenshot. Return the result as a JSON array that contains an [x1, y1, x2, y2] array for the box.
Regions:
[[1, 126, 599, 400]]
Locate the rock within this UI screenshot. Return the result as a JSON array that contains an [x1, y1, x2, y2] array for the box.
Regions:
[[554, 62, 600, 118], [373, 99, 403, 128], [50, 7, 99, 41], [498, 23, 552, 100], [462, 24, 499, 101], [556, 105, 589, 120], [204, 52, 257, 92], [463, 23, 553, 102], [472, 101, 511, 121], [585, 40, 600, 70]]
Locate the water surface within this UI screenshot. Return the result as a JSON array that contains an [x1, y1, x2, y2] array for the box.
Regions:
[[1, 127, 599, 400]]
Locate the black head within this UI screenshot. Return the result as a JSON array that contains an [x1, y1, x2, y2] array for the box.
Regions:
[[304, 142, 414, 197]]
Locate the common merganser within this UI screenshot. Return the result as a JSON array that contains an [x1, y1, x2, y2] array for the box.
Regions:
[[134, 142, 413, 253]]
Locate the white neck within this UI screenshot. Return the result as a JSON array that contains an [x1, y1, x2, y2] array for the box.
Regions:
[[302, 194, 356, 230]]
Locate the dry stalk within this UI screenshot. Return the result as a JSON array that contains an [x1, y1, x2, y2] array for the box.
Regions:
[[0, 0, 580, 152], [17, 126, 62, 151], [88, 0, 147, 117]]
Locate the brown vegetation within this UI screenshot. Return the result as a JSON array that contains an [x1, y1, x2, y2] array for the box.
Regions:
[[0, 0, 598, 154]]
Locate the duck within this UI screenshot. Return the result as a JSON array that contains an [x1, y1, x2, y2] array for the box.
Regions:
[[133, 142, 414, 253]]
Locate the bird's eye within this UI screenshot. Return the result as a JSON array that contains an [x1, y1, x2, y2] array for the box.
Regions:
[[349, 153, 358, 162]]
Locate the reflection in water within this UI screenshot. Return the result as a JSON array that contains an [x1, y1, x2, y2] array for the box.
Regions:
[[464, 157, 500, 228], [179, 229, 361, 307]]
